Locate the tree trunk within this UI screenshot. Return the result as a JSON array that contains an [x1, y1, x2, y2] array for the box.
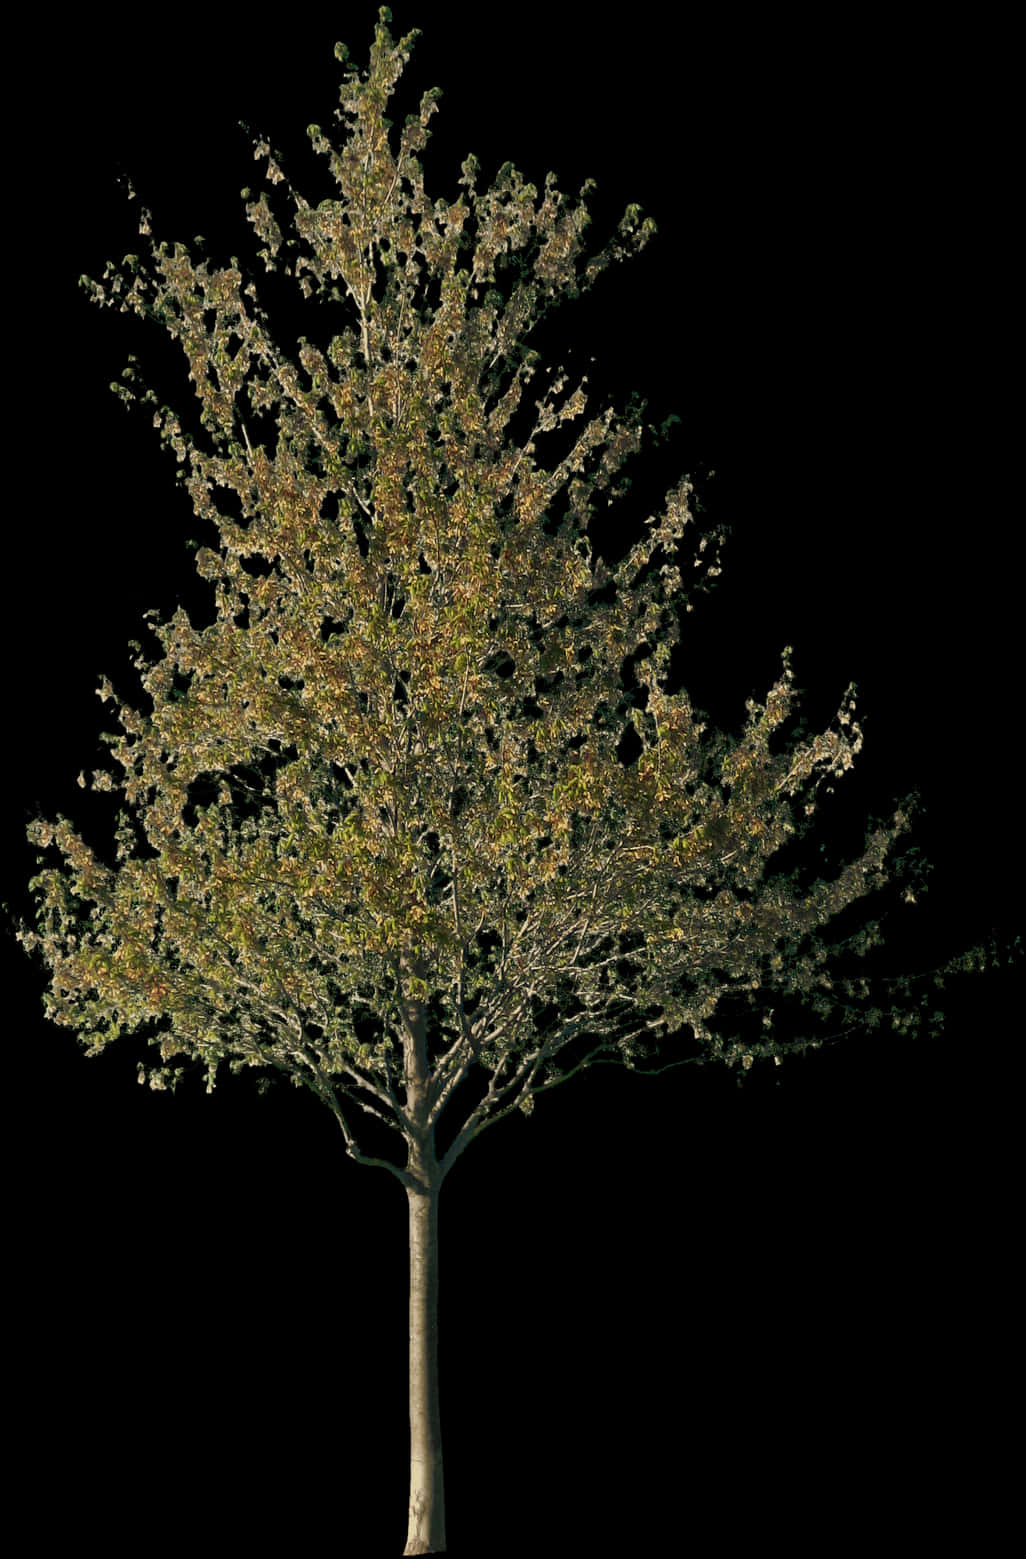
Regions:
[[404, 1178, 446, 1554]]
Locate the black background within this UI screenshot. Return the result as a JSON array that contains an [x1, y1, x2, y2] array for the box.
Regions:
[[6, 7, 1017, 1553]]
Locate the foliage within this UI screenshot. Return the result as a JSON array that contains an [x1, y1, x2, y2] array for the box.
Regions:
[[9, 9, 999, 1187]]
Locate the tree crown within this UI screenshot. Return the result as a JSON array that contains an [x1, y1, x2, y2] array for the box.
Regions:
[[11, 9, 999, 1184]]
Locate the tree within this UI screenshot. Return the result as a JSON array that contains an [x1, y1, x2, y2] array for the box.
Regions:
[[9, 11, 1005, 1553]]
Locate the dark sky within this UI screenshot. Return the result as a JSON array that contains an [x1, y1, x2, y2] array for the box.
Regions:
[[7, 9, 1015, 1551]]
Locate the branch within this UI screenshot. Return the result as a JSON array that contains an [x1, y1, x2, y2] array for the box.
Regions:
[[290, 1046, 419, 1190]]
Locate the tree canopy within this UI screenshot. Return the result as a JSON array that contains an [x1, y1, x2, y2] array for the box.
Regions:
[[11, 9, 995, 1190]]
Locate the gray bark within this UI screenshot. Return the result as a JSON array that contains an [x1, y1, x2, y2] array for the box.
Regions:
[[404, 1172, 445, 1554], [402, 945, 447, 1554]]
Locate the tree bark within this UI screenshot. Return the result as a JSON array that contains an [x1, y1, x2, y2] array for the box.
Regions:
[[404, 1174, 446, 1554], [401, 941, 446, 1554]]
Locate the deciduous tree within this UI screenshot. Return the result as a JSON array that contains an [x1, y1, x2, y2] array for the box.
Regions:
[[9, 11, 1002, 1553]]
